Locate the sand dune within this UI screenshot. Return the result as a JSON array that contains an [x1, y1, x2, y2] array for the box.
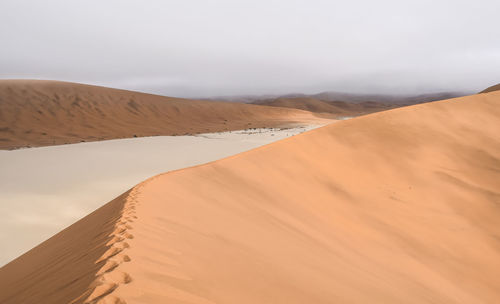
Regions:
[[1, 92, 500, 303], [253, 96, 398, 117], [0, 126, 320, 267], [480, 83, 500, 93], [0, 80, 327, 149]]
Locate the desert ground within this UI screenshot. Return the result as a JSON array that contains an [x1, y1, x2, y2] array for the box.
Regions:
[[0, 125, 320, 266], [1, 89, 499, 303]]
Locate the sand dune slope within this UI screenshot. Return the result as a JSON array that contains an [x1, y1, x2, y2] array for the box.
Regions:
[[253, 96, 398, 116], [1, 92, 500, 303], [480, 83, 500, 93], [0, 80, 325, 149]]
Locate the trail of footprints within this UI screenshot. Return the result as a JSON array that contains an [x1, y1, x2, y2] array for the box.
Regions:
[[83, 186, 142, 304]]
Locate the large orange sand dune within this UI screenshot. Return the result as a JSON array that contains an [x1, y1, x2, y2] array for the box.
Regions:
[[1, 91, 499, 303], [0, 80, 327, 149]]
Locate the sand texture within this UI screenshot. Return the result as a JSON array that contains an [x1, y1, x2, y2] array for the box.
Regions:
[[1, 92, 500, 303], [0, 80, 328, 149]]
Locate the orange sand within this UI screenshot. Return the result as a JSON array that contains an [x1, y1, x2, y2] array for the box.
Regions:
[[1, 91, 499, 303]]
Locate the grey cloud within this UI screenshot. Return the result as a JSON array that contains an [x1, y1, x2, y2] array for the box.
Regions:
[[1, 0, 499, 97]]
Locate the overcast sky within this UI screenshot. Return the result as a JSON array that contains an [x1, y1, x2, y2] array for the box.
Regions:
[[1, 0, 499, 97]]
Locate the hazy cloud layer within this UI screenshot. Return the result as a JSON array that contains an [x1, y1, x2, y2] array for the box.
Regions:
[[1, 0, 499, 97]]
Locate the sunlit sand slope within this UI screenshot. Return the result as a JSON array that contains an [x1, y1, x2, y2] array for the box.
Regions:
[[1, 92, 499, 303]]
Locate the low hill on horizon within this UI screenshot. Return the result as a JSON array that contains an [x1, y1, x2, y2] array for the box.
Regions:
[[252, 97, 399, 117], [249, 91, 465, 116], [0, 80, 329, 149], [209, 91, 465, 104], [1, 91, 499, 303]]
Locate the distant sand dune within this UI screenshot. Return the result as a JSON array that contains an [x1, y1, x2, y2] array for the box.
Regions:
[[0, 80, 328, 149], [252, 96, 399, 116], [1, 92, 500, 303], [0, 191, 129, 304], [249, 90, 466, 117], [480, 83, 500, 93]]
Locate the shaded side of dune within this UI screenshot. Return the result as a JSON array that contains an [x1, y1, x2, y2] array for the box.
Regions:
[[0, 191, 130, 304], [0, 80, 328, 149]]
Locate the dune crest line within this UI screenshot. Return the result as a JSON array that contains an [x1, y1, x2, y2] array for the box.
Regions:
[[79, 183, 147, 304]]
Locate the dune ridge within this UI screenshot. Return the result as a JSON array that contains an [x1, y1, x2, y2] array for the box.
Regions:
[[0, 80, 328, 149], [1, 91, 500, 303], [79, 185, 140, 304]]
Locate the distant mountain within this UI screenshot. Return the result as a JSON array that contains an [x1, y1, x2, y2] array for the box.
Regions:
[[310, 91, 465, 105], [209, 91, 466, 105], [252, 97, 398, 117], [203, 94, 281, 103], [249, 91, 467, 117]]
